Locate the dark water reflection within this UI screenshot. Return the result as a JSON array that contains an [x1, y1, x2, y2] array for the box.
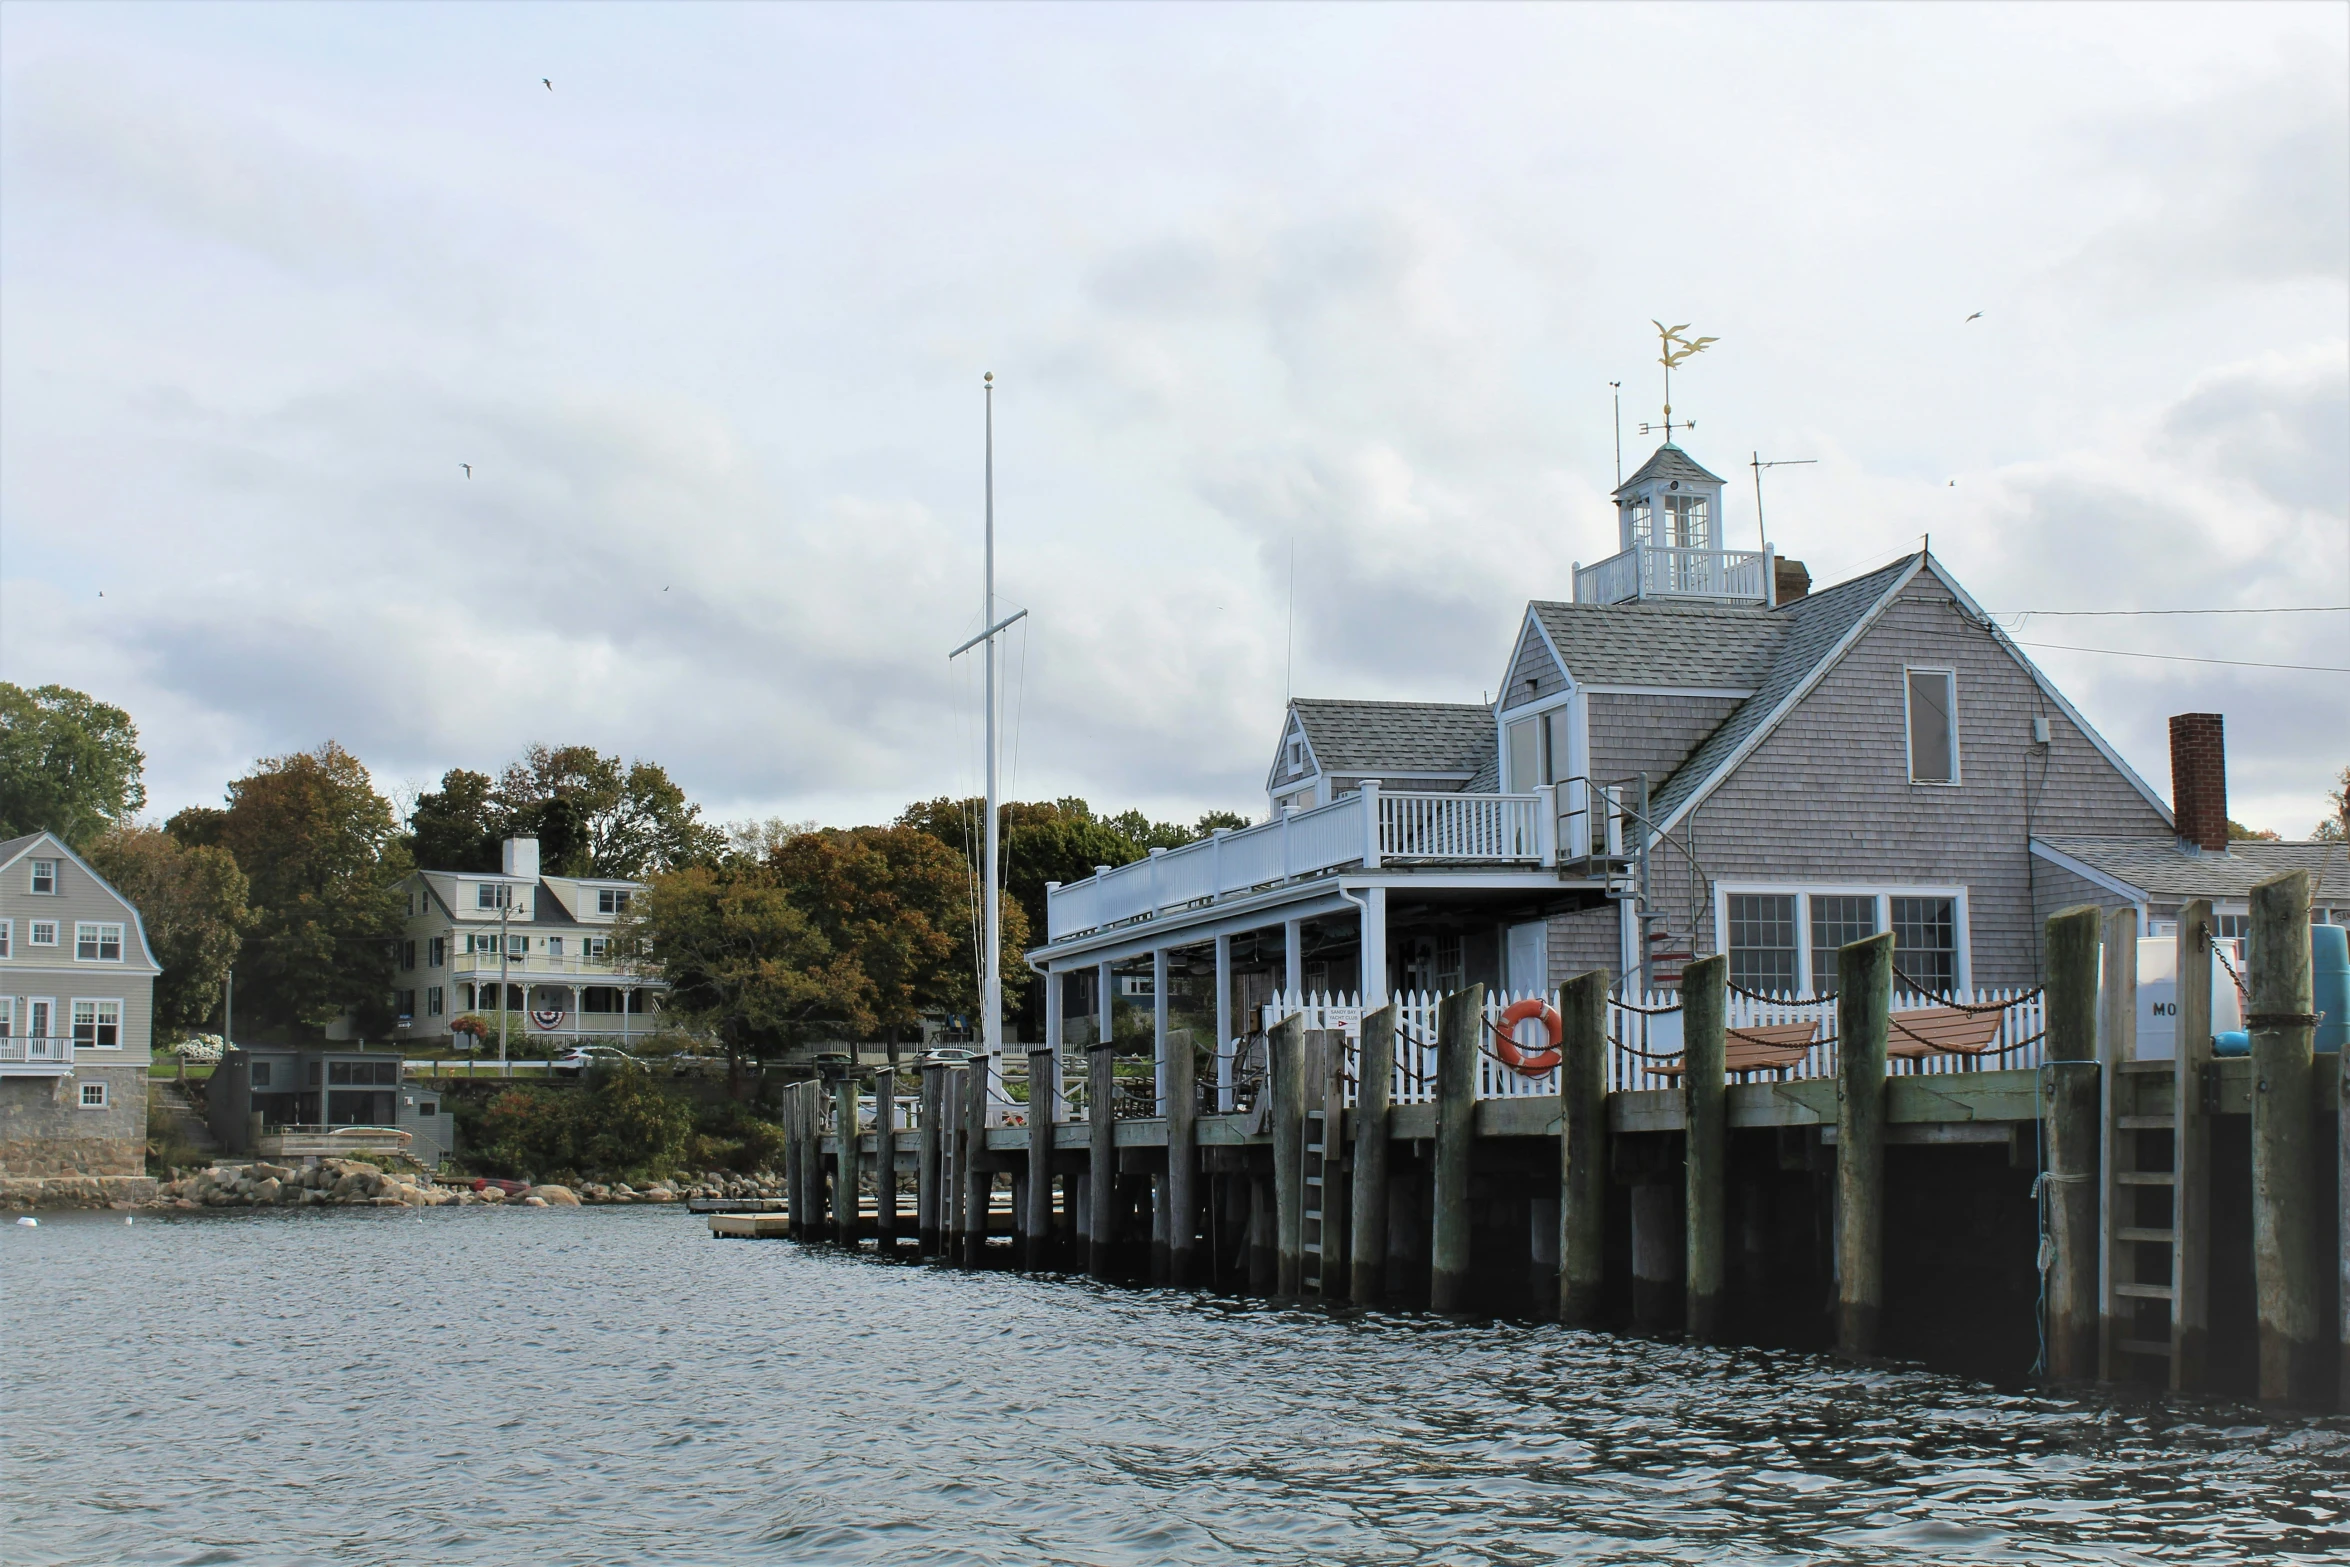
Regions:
[[4, 1207, 2344, 1565]]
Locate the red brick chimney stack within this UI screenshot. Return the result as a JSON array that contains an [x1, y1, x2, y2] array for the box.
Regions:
[[2168, 713, 2228, 853]]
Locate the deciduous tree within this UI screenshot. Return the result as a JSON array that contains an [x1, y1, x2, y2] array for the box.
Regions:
[[0, 683, 147, 848], [84, 826, 250, 1032]]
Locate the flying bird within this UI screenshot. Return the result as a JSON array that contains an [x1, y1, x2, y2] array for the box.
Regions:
[[462, 463, 472, 478], [543, 78, 553, 91], [1965, 311, 1983, 322]]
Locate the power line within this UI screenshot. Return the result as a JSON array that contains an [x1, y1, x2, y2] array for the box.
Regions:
[[2011, 640, 2348, 674], [1996, 605, 2347, 618]]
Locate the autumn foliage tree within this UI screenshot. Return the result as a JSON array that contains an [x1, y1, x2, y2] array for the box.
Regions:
[[84, 825, 250, 1032]]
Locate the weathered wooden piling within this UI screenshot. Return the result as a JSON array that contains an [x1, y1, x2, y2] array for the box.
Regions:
[[786, 1081, 815, 1239], [1834, 931, 1891, 1358], [1348, 1003, 1398, 1305], [1430, 984, 1484, 1313], [1268, 1013, 1305, 1297], [2043, 905, 2103, 1380], [1559, 970, 1608, 1326], [1165, 1029, 1199, 1286], [917, 1059, 944, 1255], [2248, 868, 2320, 1403], [832, 1069, 861, 1244], [1026, 1046, 1055, 1270], [1630, 1183, 1679, 1326], [2173, 900, 2214, 1391], [1682, 954, 1727, 1342], [961, 1053, 990, 1266], [874, 1063, 898, 1248], [2097, 905, 2138, 1381], [1087, 1042, 1116, 1278]]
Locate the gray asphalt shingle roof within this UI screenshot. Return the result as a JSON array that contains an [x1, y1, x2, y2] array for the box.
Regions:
[[1614, 443, 1726, 495], [1646, 557, 1920, 821], [2035, 836, 2350, 904], [1292, 699, 1495, 776], [1528, 598, 1782, 688]]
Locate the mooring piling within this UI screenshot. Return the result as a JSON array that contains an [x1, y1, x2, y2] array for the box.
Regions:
[[1682, 954, 1727, 1342], [1559, 970, 1609, 1326], [917, 1058, 945, 1256], [1166, 1029, 1199, 1286], [1026, 1046, 1055, 1270], [2043, 905, 2103, 1380], [961, 1051, 990, 1267], [1269, 1013, 1305, 1297], [874, 1062, 898, 1248], [2248, 868, 2321, 1403], [1430, 984, 1484, 1313], [2173, 899, 2214, 1392], [1834, 931, 1891, 1358], [1088, 1041, 1116, 1278], [1349, 1003, 1398, 1305]]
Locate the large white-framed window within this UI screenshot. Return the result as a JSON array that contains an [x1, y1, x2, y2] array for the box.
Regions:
[[0, 997, 12, 1035], [1905, 667, 1959, 785], [597, 888, 632, 916], [80, 1081, 109, 1110], [75, 922, 125, 962], [71, 998, 122, 1048], [1504, 703, 1577, 793], [1716, 884, 1970, 997], [29, 920, 58, 948], [29, 858, 58, 894], [506, 935, 528, 958], [0, 918, 10, 958]]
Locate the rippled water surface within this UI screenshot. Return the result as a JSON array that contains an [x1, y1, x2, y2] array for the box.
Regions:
[[5, 1208, 2345, 1565]]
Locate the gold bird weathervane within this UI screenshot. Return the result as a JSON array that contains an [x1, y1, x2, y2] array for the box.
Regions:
[[1640, 320, 1718, 442]]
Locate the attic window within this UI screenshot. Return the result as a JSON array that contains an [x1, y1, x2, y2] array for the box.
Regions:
[[1287, 737, 1306, 771], [1906, 669, 1959, 785]]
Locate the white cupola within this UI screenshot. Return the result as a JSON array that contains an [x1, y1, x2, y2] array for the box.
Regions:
[[1612, 443, 1727, 554]]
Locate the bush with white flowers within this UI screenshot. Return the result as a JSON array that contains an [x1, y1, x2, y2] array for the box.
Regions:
[[174, 1034, 227, 1064]]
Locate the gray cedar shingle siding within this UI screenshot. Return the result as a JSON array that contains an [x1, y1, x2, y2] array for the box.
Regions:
[[2031, 860, 2139, 935], [1288, 699, 1494, 779], [1503, 619, 1570, 706], [1648, 586, 2173, 987], [1588, 693, 1744, 791], [1545, 904, 1624, 988]]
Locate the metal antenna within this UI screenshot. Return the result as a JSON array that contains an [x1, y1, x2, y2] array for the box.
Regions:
[[1750, 452, 1817, 550], [1609, 382, 1622, 488]]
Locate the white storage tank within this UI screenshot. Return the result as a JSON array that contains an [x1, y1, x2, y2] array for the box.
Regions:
[[2133, 936, 2244, 1060]]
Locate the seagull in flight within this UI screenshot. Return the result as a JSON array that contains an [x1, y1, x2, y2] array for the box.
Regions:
[[543, 78, 553, 91], [462, 463, 472, 478], [1965, 311, 1983, 322]]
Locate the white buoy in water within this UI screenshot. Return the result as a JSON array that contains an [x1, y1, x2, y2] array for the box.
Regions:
[[15, 1216, 37, 1227], [125, 1216, 135, 1224]]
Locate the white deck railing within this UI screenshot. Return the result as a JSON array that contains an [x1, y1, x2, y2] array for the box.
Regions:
[[1045, 783, 1552, 941], [0, 1036, 76, 1069], [1575, 544, 1768, 604]]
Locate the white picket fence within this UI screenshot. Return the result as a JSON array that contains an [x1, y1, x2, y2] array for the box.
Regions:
[[1267, 985, 2047, 1102]]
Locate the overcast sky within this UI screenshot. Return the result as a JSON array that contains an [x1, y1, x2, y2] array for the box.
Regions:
[[3, 2, 2345, 837]]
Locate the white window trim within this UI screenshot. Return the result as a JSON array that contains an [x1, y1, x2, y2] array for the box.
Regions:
[[29, 858, 59, 895], [0, 996, 12, 1035], [1713, 882, 1971, 996], [0, 917, 10, 959], [79, 1080, 109, 1110], [28, 920, 59, 947], [70, 997, 124, 1049], [74, 922, 126, 963], [1903, 665, 1962, 787], [1498, 690, 1581, 795]]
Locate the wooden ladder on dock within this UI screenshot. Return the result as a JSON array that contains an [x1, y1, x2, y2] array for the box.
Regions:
[[1300, 1032, 1349, 1298], [2098, 905, 2211, 1389]]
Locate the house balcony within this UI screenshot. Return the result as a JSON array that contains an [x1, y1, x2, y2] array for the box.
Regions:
[[1574, 544, 1769, 605], [0, 1036, 75, 1076], [447, 952, 657, 982], [1045, 782, 1633, 943]]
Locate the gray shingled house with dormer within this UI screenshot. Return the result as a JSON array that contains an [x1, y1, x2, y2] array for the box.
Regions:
[[1024, 439, 2212, 1043]]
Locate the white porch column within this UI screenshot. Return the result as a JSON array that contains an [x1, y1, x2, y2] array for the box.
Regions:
[[1361, 779, 1383, 869], [1360, 886, 1389, 1006], [1214, 933, 1235, 1113], [1284, 919, 1305, 1004], [1152, 947, 1170, 1114], [1042, 961, 1065, 1116]]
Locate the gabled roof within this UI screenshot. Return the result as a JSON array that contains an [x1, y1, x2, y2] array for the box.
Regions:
[[0, 827, 163, 971], [1648, 557, 1920, 824], [1290, 698, 1495, 777], [1528, 598, 1780, 688], [2033, 836, 2350, 905], [1614, 442, 1725, 496]]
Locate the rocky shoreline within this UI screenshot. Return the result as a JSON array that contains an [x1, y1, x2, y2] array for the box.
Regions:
[[4, 1163, 789, 1212]]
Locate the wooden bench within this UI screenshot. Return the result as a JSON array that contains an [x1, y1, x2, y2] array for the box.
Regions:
[[1649, 1021, 1820, 1081], [1886, 1006, 2006, 1065]]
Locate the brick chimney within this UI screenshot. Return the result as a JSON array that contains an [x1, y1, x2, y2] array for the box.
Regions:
[[2168, 713, 2227, 853]]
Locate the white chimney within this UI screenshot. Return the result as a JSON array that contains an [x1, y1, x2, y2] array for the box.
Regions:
[[502, 837, 541, 879]]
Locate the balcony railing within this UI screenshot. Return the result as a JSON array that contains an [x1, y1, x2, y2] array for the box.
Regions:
[[0, 1036, 75, 1071], [447, 952, 652, 980], [1575, 544, 1768, 605], [1046, 783, 1557, 942]]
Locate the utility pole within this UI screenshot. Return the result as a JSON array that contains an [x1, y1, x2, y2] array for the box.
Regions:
[[499, 885, 514, 1077]]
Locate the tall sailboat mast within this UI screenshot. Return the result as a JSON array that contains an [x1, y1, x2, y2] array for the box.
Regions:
[[982, 373, 1001, 1080]]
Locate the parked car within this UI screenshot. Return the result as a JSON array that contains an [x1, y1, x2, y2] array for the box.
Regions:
[[551, 1045, 638, 1076]]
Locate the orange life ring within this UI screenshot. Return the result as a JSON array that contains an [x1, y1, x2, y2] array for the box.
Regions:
[[1493, 997, 1564, 1075]]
